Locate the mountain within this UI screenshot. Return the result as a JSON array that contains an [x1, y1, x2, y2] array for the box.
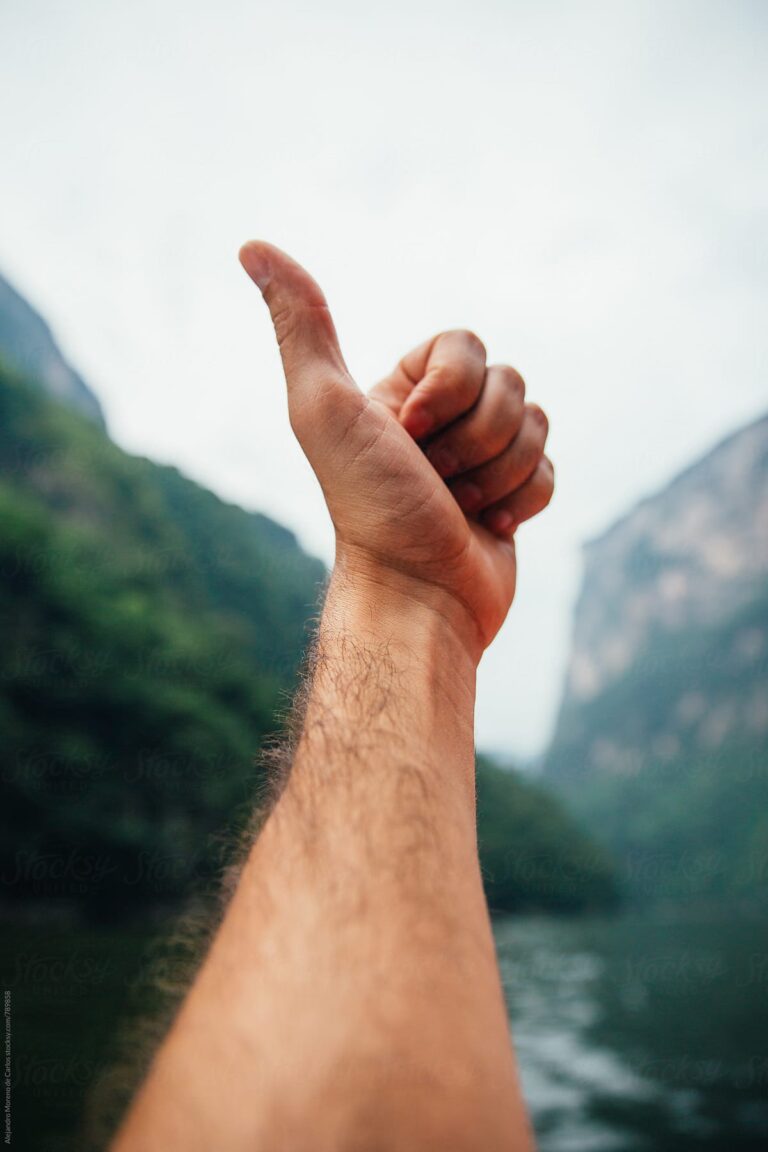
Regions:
[[0, 359, 325, 917], [546, 413, 768, 906], [476, 756, 616, 912], [0, 271, 106, 428]]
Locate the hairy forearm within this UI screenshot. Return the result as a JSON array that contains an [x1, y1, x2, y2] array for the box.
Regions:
[[113, 565, 530, 1152]]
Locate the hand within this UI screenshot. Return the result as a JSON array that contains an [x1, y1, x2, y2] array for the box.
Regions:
[[239, 242, 553, 657]]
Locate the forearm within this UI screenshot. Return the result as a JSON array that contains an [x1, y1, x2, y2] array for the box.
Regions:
[[113, 564, 531, 1151]]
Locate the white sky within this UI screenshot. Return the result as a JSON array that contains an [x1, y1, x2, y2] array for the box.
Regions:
[[1, 0, 766, 758]]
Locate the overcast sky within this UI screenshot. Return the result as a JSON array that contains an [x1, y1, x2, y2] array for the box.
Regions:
[[1, 0, 766, 757]]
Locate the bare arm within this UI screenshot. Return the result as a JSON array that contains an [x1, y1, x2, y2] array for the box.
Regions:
[[112, 243, 553, 1151]]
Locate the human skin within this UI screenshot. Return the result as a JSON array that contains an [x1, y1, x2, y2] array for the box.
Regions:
[[111, 243, 553, 1151]]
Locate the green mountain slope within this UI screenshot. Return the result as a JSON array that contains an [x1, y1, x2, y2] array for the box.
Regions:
[[0, 359, 325, 917], [476, 757, 617, 912], [548, 592, 768, 907]]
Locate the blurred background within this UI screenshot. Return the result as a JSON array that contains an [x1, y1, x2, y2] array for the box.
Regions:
[[1, 1, 766, 1149]]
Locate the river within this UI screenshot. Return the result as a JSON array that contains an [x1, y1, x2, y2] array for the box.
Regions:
[[496, 914, 768, 1150], [4, 914, 767, 1149]]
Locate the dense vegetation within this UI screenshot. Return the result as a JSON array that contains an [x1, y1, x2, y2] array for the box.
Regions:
[[476, 756, 618, 911], [548, 595, 768, 908], [0, 360, 617, 919], [0, 360, 324, 917], [557, 746, 768, 908]]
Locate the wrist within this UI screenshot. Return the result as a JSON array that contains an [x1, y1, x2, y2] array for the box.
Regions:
[[320, 546, 479, 724], [329, 543, 484, 669]]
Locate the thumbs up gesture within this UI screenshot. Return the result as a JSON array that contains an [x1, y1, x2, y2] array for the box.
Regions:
[[240, 241, 553, 658]]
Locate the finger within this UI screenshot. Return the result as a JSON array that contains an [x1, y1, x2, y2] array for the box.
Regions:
[[239, 241, 359, 423], [449, 404, 549, 514], [368, 336, 434, 415], [482, 456, 555, 537], [398, 330, 486, 439], [425, 365, 525, 478]]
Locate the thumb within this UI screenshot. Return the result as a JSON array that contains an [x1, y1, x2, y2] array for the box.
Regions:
[[239, 241, 358, 422]]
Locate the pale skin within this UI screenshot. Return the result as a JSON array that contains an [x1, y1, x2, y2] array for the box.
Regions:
[[112, 242, 553, 1151]]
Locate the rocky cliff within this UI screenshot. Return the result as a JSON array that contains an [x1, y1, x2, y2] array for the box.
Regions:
[[548, 413, 768, 779], [545, 413, 768, 905]]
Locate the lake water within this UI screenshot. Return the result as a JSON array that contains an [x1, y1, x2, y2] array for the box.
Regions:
[[4, 914, 767, 1149]]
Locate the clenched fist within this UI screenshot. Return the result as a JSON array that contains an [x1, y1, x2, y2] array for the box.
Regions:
[[240, 241, 553, 658]]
